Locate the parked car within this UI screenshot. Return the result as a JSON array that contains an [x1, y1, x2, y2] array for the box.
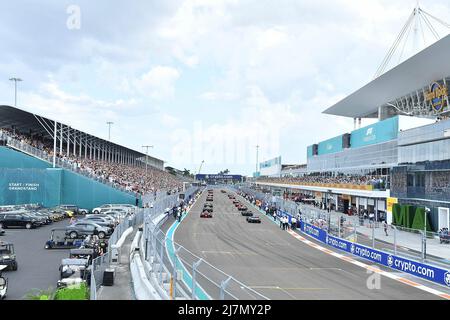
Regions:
[[92, 204, 132, 214], [48, 207, 70, 220], [0, 242, 17, 271], [22, 212, 46, 226], [59, 205, 80, 215], [80, 216, 115, 229], [0, 213, 40, 229], [30, 212, 53, 225], [85, 214, 118, 224], [65, 222, 112, 239]]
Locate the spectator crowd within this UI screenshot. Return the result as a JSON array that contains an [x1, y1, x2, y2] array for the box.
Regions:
[[0, 128, 184, 196], [257, 173, 387, 189]]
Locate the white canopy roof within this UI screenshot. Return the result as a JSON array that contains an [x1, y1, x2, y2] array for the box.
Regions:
[[323, 34, 450, 118]]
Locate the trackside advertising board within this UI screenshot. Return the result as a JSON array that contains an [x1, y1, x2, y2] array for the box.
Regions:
[[298, 223, 450, 287]]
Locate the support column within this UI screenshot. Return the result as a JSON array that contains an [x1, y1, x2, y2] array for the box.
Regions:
[[66, 127, 70, 158], [59, 123, 63, 156]]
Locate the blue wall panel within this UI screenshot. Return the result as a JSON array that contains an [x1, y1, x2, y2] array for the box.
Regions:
[[318, 135, 343, 155], [350, 116, 399, 148]]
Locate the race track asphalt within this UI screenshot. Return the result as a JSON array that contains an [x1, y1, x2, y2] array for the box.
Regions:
[[1, 219, 75, 300], [174, 189, 444, 300]]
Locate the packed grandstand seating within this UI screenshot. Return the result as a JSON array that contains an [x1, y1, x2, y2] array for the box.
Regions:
[[257, 173, 387, 189], [0, 128, 184, 196]]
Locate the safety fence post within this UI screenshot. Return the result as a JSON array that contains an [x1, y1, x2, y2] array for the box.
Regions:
[[372, 225, 375, 249], [191, 258, 203, 300], [159, 237, 164, 285], [172, 246, 182, 300], [392, 225, 397, 256], [219, 277, 232, 300]]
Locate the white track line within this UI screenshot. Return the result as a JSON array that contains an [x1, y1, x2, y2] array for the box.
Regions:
[[286, 229, 450, 300]]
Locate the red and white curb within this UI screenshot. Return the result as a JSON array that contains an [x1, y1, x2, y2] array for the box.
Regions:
[[286, 229, 450, 300]]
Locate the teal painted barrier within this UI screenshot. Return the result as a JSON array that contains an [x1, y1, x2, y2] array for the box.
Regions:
[[166, 210, 211, 300], [0, 146, 139, 209]]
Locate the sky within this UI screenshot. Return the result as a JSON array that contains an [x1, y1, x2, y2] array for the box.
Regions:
[[0, 0, 449, 176]]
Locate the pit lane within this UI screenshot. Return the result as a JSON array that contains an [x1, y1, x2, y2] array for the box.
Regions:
[[173, 189, 444, 300]]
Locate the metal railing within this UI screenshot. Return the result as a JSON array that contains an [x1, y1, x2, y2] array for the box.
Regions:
[[89, 186, 199, 300], [140, 190, 269, 300]]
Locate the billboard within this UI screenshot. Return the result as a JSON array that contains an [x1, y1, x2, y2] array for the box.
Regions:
[[195, 174, 242, 180], [350, 116, 399, 149], [318, 135, 343, 155]]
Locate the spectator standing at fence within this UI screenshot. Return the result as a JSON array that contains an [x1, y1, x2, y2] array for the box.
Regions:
[[273, 211, 277, 221], [177, 210, 182, 222], [383, 220, 389, 236], [291, 216, 297, 229]]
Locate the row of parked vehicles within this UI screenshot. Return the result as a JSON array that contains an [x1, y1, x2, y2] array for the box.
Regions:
[[0, 202, 136, 298], [57, 204, 136, 289], [0, 204, 88, 231]]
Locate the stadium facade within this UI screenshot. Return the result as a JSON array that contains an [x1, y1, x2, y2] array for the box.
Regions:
[[255, 34, 450, 232]]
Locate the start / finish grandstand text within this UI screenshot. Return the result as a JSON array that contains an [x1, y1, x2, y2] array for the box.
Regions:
[[0, 0, 449, 310]]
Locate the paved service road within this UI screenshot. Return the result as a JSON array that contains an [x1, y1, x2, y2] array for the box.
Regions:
[[175, 189, 445, 300], [1, 220, 73, 300]]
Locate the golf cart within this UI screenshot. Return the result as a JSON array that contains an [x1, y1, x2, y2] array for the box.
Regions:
[[0, 265, 7, 299], [57, 258, 91, 288], [45, 228, 84, 249], [0, 242, 17, 271], [69, 248, 96, 263]]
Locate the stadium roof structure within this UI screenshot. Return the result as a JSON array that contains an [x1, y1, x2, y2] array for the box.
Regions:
[[0, 104, 164, 166], [323, 34, 450, 119]]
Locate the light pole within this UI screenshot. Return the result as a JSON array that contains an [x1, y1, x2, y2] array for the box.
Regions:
[[106, 122, 114, 141], [9, 77, 22, 106], [142, 145, 154, 174], [255, 145, 259, 176]]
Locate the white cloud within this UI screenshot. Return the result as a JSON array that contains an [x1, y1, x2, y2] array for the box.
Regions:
[[135, 66, 181, 100]]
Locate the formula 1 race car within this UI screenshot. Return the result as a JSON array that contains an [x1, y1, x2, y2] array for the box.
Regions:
[[203, 206, 213, 213], [237, 205, 248, 211], [246, 216, 261, 223], [241, 210, 253, 217], [200, 211, 213, 218], [206, 197, 213, 202]]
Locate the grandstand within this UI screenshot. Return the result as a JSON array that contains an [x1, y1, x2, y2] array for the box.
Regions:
[[0, 105, 187, 209], [255, 34, 450, 232]]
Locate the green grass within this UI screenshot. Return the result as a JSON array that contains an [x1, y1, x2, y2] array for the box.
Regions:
[[54, 283, 89, 300]]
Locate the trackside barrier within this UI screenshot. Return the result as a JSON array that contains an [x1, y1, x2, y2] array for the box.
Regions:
[[130, 253, 161, 300], [236, 187, 450, 288]]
